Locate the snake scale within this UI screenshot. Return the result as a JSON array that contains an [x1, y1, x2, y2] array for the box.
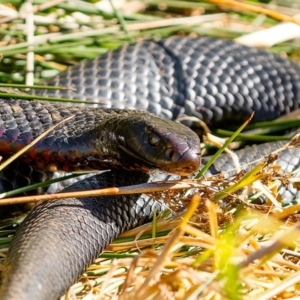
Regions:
[[1, 36, 300, 299]]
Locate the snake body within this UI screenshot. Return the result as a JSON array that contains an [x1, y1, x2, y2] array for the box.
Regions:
[[1, 170, 162, 300], [1, 37, 300, 299], [39, 37, 300, 124]]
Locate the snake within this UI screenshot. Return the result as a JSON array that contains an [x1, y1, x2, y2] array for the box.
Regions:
[[1, 36, 300, 300]]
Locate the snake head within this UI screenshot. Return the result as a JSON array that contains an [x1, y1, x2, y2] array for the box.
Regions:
[[112, 112, 201, 176]]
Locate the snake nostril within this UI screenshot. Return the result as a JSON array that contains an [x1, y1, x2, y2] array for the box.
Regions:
[[165, 149, 174, 160]]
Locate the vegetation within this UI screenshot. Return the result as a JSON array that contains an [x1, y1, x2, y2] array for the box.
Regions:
[[1, 0, 300, 299]]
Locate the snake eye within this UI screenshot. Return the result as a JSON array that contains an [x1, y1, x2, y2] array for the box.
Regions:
[[148, 132, 160, 147]]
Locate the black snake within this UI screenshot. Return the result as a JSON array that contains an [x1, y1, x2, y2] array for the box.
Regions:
[[1, 36, 300, 300]]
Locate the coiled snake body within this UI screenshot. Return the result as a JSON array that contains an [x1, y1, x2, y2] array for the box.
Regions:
[[1, 37, 300, 300]]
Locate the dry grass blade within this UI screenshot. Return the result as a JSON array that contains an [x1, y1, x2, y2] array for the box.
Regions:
[[209, 0, 300, 25], [119, 194, 201, 299], [255, 270, 300, 300], [238, 222, 300, 270], [0, 179, 202, 205]]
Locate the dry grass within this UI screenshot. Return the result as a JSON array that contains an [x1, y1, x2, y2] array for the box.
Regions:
[[1, 0, 300, 299]]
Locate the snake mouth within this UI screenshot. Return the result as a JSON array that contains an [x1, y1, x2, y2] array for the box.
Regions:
[[118, 144, 200, 175], [163, 147, 201, 176], [117, 144, 160, 170]]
